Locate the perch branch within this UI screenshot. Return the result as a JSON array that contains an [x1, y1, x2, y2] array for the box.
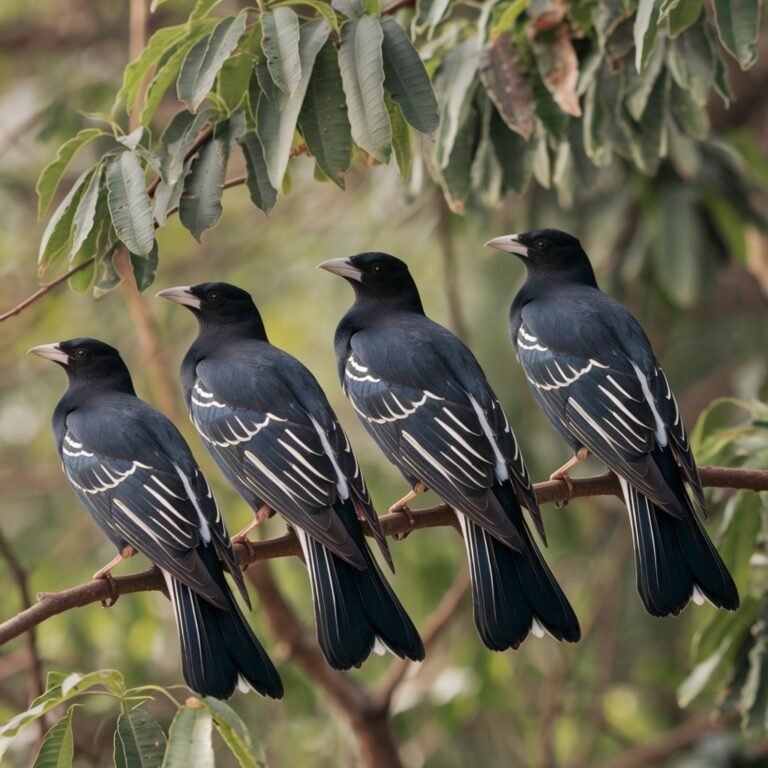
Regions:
[[0, 466, 764, 647]]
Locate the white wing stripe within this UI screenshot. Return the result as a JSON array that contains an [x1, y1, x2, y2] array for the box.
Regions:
[[469, 395, 508, 482], [310, 416, 350, 500], [173, 464, 211, 544], [631, 363, 667, 447], [597, 384, 653, 429]]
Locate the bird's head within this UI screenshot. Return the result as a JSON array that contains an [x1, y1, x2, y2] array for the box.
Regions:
[[318, 252, 423, 312], [157, 282, 267, 338], [485, 228, 596, 286], [28, 338, 134, 391]]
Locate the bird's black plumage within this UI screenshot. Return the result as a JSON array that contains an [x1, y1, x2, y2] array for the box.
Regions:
[[320, 253, 580, 650], [158, 283, 424, 670], [487, 228, 739, 616], [30, 338, 282, 700]]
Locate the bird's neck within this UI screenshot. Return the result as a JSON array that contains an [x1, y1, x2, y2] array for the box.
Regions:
[[197, 317, 269, 344], [66, 375, 136, 398]]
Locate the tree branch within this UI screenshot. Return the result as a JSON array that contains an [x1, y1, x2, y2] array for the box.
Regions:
[[0, 467, 765, 648]]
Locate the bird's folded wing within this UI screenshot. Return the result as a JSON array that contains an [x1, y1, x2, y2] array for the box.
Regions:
[[61, 430, 230, 606], [189, 378, 366, 568], [343, 353, 524, 550], [516, 325, 682, 514]]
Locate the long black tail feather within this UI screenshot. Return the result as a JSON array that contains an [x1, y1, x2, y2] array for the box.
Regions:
[[621, 473, 739, 617], [457, 484, 580, 651], [296, 501, 424, 670], [165, 546, 283, 700]]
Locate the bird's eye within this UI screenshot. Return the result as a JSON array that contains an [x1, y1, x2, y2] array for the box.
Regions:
[[74, 348, 88, 358], [372, 264, 383, 274], [535, 238, 548, 250], [207, 292, 222, 304]]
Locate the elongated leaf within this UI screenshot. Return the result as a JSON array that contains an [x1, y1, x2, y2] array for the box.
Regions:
[[533, 22, 582, 116], [412, 0, 451, 36], [666, 21, 715, 106], [106, 151, 155, 257], [38, 166, 93, 273], [664, 0, 702, 37], [272, 0, 340, 33], [634, 0, 661, 72], [32, 705, 76, 768], [36, 129, 103, 220], [178, 11, 248, 112], [678, 636, 733, 707], [162, 704, 214, 768], [69, 163, 103, 259], [380, 16, 439, 134], [741, 608, 768, 733], [201, 697, 266, 768], [69, 196, 111, 293], [436, 106, 478, 213], [490, 107, 533, 194], [114, 707, 166, 768], [179, 127, 230, 241], [625, 38, 665, 121], [339, 16, 391, 162], [0, 670, 125, 760], [299, 40, 351, 187], [117, 24, 188, 114], [262, 8, 302, 96], [712, 0, 760, 70], [130, 243, 160, 293], [239, 132, 277, 213], [479, 35, 533, 141], [386, 96, 412, 179], [217, 53, 255, 113], [435, 38, 479, 169], [257, 19, 330, 189], [191, 0, 222, 22]]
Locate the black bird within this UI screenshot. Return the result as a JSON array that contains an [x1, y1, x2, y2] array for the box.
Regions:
[[319, 253, 580, 650], [29, 338, 283, 700], [486, 228, 739, 616], [157, 282, 424, 670]]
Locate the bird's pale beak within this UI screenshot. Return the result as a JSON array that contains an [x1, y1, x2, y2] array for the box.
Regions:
[[484, 234, 530, 258], [155, 286, 201, 309], [28, 343, 69, 364], [317, 258, 363, 283]]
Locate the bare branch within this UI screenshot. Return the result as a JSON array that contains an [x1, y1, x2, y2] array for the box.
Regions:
[[0, 467, 765, 647]]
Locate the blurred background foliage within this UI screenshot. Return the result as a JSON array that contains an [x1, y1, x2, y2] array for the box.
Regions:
[[1, 0, 767, 766]]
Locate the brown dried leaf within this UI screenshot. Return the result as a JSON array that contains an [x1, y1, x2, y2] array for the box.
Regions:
[[478, 36, 534, 141], [534, 24, 582, 117], [529, 0, 569, 36]]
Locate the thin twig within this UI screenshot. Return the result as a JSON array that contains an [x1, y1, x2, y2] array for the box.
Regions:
[[0, 528, 47, 739], [376, 569, 470, 708], [0, 258, 94, 323], [0, 466, 764, 647]]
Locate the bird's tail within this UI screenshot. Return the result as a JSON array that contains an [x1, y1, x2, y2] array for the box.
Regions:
[[164, 547, 283, 700], [620, 451, 739, 616], [295, 501, 424, 670], [456, 483, 581, 651]]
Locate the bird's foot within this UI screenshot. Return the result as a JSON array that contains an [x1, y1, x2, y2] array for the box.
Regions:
[[389, 483, 426, 539], [549, 449, 589, 508], [92, 545, 135, 607], [232, 505, 272, 544], [98, 573, 119, 608]]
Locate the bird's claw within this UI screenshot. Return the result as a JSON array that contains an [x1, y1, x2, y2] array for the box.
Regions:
[[390, 503, 416, 540], [96, 572, 119, 608], [550, 470, 575, 508]]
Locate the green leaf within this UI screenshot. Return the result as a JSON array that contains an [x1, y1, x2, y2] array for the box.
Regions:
[[490, 107, 533, 195], [712, 0, 761, 70], [161, 703, 214, 768], [216, 53, 255, 114], [380, 16, 439, 135], [338, 16, 391, 162], [479, 35, 534, 141], [386, 96, 412, 179], [94, 246, 123, 297], [625, 38, 665, 121], [262, 8, 302, 96], [36, 128, 104, 220], [469, 98, 502, 208], [106, 151, 155, 257], [492, 0, 529, 36], [741, 609, 768, 733], [114, 707, 167, 768], [130, 243, 160, 293], [69, 163, 104, 259], [191, 0, 222, 22], [272, 0, 340, 34], [634, 0, 661, 72], [678, 636, 733, 707], [434, 38, 479, 169], [178, 11, 248, 112], [201, 697, 266, 768], [0, 670, 125, 760], [38, 167, 93, 273], [178, 121, 235, 241], [436, 106, 478, 213], [32, 705, 76, 768], [412, 0, 451, 36], [671, 82, 709, 140], [663, 0, 702, 37], [298, 41, 351, 188], [257, 19, 331, 189], [239, 132, 278, 214], [117, 24, 188, 114], [666, 21, 715, 106]]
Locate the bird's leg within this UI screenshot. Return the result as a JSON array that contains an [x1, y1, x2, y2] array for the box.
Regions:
[[549, 448, 590, 507], [389, 483, 426, 539], [232, 504, 273, 543], [92, 545, 136, 607], [92, 545, 136, 581]]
